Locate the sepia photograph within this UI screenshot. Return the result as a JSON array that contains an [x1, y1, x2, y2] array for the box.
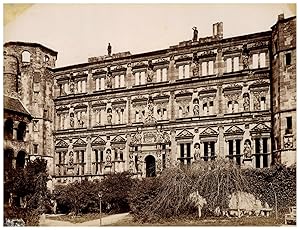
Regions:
[[2, 2, 297, 227]]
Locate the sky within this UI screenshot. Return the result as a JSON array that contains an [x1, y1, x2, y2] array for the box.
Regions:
[[4, 3, 296, 68]]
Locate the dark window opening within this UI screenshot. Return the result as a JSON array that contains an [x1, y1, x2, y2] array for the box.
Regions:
[[4, 119, 14, 140], [228, 140, 233, 159], [180, 144, 185, 158], [17, 122, 26, 141], [135, 155, 138, 172], [263, 154, 268, 168], [236, 140, 241, 165], [33, 144, 38, 154], [204, 142, 208, 161], [120, 151, 123, 161], [162, 154, 166, 168], [285, 53, 291, 65], [256, 155, 261, 168], [255, 138, 260, 154], [186, 143, 191, 158], [263, 138, 268, 154], [100, 151, 103, 162], [16, 151, 26, 169], [286, 117, 292, 134]]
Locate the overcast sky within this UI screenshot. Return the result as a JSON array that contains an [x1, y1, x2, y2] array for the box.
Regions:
[[4, 3, 295, 67]]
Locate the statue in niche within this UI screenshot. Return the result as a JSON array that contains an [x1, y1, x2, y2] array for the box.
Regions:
[[194, 143, 201, 161], [70, 76, 75, 94], [68, 151, 74, 166], [107, 43, 112, 56], [106, 66, 112, 88], [191, 53, 199, 77], [192, 26, 198, 42], [70, 112, 74, 128], [107, 108, 112, 124], [106, 149, 112, 165], [193, 105, 200, 116], [148, 97, 154, 116], [146, 60, 154, 83], [241, 44, 250, 69], [243, 140, 252, 158], [243, 93, 250, 111]]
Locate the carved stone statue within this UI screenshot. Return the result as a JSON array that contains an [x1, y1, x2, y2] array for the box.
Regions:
[[241, 44, 250, 69], [191, 53, 199, 76], [107, 113, 112, 125], [192, 27, 198, 42], [243, 93, 250, 111], [70, 113, 74, 128], [106, 149, 112, 165], [68, 151, 74, 166], [243, 140, 252, 158], [70, 80, 75, 94], [106, 66, 112, 88], [146, 60, 154, 83], [193, 105, 200, 116], [194, 143, 201, 161], [107, 43, 112, 56]]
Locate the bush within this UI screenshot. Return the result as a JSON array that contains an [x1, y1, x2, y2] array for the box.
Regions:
[[129, 177, 161, 221], [54, 180, 100, 215], [100, 172, 135, 214], [242, 164, 296, 210]]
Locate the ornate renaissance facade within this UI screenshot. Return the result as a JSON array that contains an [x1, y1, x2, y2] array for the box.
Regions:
[[3, 14, 296, 185]]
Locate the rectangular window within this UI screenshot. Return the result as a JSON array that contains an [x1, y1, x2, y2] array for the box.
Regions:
[[263, 138, 268, 154], [33, 144, 38, 154], [64, 83, 68, 94], [95, 150, 99, 162], [184, 64, 190, 78], [156, 69, 161, 82], [260, 97, 266, 110], [100, 151, 104, 162], [115, 75, 119, 88], [140, 72, 146, 84], [179, 66, 184, 79], [255, 138, 260, 154], [100, 78, 105, 90], [162, 154, 166, 169], [77, 81, 81, 93], [202, 62, 207, 76], [285, 53, 291, 65], [226, 58, 232, 73], [253, 54, 259, 69], [120, 151, 123, 161], [210, 142, 215, 158], [82, 81, 86, 93], [186, 143, 191, 158], [228, 140, 233, 159], [162, 68, 167, 81], [236, 140, 241, 165], [208, 61, 214, 75], [260, 53, 266, 68], [286, 117, 292, 134], [96, 78, 100, 91], [180, 143, 185, 158], [135, 72, 140, 85], [233, 57, 239, 71], [120, 74, 125, 87], [204, 142, 208, 161], [255, 155, 261, 168]]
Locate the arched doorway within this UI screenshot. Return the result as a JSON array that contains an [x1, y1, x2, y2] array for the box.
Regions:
[[16, 151, 26, 169], [145, 155, 156, 177]]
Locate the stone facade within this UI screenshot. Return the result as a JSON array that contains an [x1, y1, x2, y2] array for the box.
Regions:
[[3, 15, 296, 185]]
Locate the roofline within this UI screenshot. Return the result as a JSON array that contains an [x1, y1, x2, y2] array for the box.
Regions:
[[4, 41, 58, 57], [271, 15, 296, 29], [53, 30, 272, 73]]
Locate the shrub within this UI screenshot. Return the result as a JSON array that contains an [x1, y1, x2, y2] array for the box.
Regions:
[[99, 172, 135, 214], [129, 177, 161, 221]]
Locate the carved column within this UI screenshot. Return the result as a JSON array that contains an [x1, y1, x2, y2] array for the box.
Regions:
[[86, 136, 92, 174], [127, 97, 131, 125], [170, 129, 176, 165], [170, 91, 175, 121], [260, 138, 263, 168], [218, 125, 224, 158], [88, 102, 92, 129], [200, 142, 204, 158]]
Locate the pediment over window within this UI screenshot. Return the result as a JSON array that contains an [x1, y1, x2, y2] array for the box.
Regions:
[[112, 98, 127, 105], [74, 103, 88, 109], [198, 87, 217, 95], [92, 69, 106, 76], [73, 138, 87, 147], [91, 136, 106, 146], [250, 123, 271, 134], [224, 125, 245, 136], [92, 101, 106, 108], [111, 135, 126, 144], [175, 90, 193, 98], [249, 80, 269, 89], [199, 127, 218, 137], [176, 129, 194, 139], [55, 139, 69, 148], [56, 106, 69, 112], [223, 84, 243, 92]]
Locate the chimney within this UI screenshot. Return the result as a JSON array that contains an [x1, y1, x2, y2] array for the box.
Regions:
[[278, 13, 284, 21], [213, 23, 218, 37], [217, 22, 223, 38]]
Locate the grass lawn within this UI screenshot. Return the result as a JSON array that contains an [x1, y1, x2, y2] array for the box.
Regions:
[[47, 213, 107, 224], [111, 214, 287, 226]]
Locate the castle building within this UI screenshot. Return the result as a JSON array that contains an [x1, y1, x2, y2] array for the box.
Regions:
[[3, 14, 296, 185]]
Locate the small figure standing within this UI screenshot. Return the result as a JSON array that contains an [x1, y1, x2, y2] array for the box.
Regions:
[[192, 27, 198, 42], [107, 43, 112, 56]]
